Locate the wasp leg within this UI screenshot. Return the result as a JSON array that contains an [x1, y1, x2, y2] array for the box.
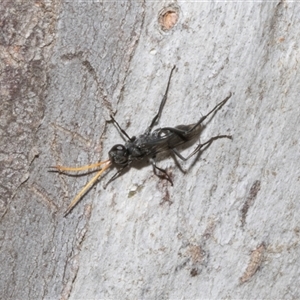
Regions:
[[151, 159, 174, 186], [171, 148, 189, 161], [158, 93, 232, 140], [110, 115, 132, 141], [171, 135, 232, 161], [147, 66, 176, 134], [188, 93, 232, 133], [103, 165, 128, 189]]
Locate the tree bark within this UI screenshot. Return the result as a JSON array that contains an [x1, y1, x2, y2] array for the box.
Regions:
[[1, 1, 299, 299]]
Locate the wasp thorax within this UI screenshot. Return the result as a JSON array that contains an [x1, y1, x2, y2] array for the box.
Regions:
[[109, 144, 129, 166]]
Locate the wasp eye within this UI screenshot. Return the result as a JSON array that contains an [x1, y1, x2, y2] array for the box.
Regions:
[[109, 144, 128, 166]]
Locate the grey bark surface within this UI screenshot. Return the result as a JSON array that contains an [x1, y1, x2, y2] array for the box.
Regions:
[[1, 1, 299, 299]]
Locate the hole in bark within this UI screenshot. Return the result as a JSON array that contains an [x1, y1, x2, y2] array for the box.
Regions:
[[158, 6, 179, 31]]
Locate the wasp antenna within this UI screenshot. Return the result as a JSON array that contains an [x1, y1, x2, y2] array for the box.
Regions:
[[49, 166, 60, 171], [51, 159, 110, 173], [64, 160, 112, 216]]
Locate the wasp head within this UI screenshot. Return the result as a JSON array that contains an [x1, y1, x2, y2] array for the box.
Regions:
[[108, 144, 129, 166]]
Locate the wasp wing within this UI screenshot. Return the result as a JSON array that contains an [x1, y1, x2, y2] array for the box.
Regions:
[[136, 123, 202, 157]]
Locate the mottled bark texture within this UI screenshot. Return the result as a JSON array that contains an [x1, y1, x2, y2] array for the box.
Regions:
[[1, 1, 299, 299]]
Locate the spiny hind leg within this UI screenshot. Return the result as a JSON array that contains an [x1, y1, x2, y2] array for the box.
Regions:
[[171, 135, 232, 161], [187, 93, 232, 133]]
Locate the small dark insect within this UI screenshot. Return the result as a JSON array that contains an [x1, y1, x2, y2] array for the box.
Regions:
[[52, 66, 232, 215]]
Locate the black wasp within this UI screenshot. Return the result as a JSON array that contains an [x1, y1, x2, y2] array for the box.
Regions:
[[52, 66, 232, 215]]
